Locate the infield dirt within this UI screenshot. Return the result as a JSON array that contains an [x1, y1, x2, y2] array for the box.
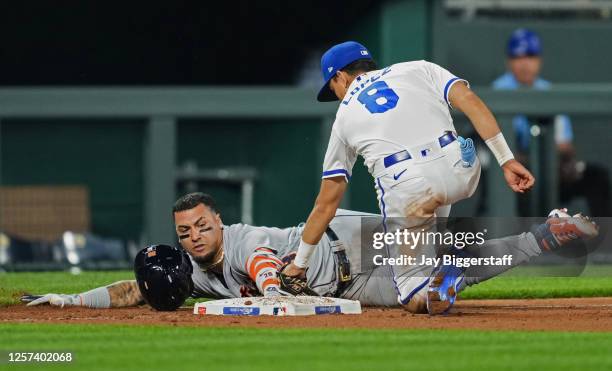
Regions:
[[2, 297, 612, 332]]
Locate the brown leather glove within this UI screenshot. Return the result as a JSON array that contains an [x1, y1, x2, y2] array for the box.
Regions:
[[278, 256, 319, 296]]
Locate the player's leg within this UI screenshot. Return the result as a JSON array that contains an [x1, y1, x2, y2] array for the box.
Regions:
[[437, 140, 482, 206], [424, 141, 490, 314], [327, 210, 425, 309], [373, 150, 475, 312], [427, 231, 547, 315], [370, 138, 482, 313], [341, 267, 422, 309], [428, 209, 598, 313], [374, 172, 439, 311], [461, 210, 598, 288], [435, 204, 452, 218], [460, 231, 541, 288]]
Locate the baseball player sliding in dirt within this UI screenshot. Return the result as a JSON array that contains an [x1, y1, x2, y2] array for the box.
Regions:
[[282, 41, 536, 314], [24, 192, 597, 313]]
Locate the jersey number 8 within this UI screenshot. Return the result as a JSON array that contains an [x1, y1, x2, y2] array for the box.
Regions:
[[357, 81, 399, 114]]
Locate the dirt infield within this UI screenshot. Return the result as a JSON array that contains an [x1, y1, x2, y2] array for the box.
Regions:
[[2, 297, 612, 332]]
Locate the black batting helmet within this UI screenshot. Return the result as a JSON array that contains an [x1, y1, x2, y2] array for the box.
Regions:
[[134, 244, 194, 311]]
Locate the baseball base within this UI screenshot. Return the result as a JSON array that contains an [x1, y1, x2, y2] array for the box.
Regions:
[[193, 296, 362, 316]]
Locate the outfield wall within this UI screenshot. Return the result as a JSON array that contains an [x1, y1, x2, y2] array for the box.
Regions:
[[0, 86, 611, 244]]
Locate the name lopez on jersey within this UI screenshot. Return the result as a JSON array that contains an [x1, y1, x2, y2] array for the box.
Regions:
[[341, 67, 392, 106]]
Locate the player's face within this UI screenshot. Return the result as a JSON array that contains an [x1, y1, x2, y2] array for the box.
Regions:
[[508, 56, 541, 86], [174, 203, 223, 264]]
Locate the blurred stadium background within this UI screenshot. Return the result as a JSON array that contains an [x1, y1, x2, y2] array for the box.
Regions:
[[1, 0, 611, 271]]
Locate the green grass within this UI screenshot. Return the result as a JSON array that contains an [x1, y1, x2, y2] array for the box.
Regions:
[[2, 269, 611, 371], [0, 271, 134, 306], [460, 265, 612, 299], [1, 266, 612, 306], [460, 275, 612, 299], [0, 324, 610, 371]]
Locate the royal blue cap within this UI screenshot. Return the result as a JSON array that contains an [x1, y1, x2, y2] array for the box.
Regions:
[[507, 28, 542, 58], [317, 41, 373, 102]]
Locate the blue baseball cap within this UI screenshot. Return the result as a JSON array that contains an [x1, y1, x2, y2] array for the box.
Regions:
[[507, 28, 542, 58], [317, 41, 373, 102]]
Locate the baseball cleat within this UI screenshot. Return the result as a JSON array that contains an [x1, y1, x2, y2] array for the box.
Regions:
[[426, 263, 465, 315], [531, 208, 599, 251]]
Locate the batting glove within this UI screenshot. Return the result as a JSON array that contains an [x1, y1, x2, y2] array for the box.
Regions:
[[458, 136, 476, 168], [22, 294, 81, 308]]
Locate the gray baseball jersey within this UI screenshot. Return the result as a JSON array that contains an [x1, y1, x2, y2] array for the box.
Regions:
[[188, 209, 540, 307], [188, 209, 392, 302]]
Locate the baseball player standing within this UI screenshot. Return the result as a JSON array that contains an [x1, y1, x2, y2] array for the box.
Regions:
[[283, 41, 535, 314]]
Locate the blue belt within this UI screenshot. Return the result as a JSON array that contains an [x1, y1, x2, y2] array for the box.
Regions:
[[383, 131, 457, 168]]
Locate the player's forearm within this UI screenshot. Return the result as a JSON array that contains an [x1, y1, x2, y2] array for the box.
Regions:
[[293, 177, 346, 268], [452, 88, 500, 140], [246, 249, 284, 296], [106, 280, 145, 307], [292, 203, 337, 269], [74, 280, 143, 308], [302, 202, 337, 244], [450, 85, 515, 166], [302, 178, 346, 244], [24, 280, 143, 308]]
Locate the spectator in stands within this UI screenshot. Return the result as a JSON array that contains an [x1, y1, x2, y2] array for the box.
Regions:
[[493, 28, 611, 216]]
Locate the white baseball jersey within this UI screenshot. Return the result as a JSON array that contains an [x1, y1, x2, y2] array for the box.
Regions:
[[320, 61, 480, 305], [322, 61, 468, 180]]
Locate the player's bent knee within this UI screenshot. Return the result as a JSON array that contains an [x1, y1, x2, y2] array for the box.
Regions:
[[402, 291, 427, 314]]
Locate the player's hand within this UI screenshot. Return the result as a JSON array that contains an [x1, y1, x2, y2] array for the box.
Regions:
[[502, 159, 535, 193], [22, 294, 80, 308], [263, 286, 289, 297], [281, 262, 306, 278], [277, 273, 319, 296], [278, 264, 319, 296]]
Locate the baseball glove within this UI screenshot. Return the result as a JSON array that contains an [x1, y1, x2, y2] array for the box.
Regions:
[[278, 269, 319, 296], [278, 254, 319, 296]]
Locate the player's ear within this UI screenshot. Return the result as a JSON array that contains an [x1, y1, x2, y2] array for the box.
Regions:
[[332, 71, 343, 87], [214, 212, 223, 226], [338, 71, 352, 88], [344, 74, 351, 88], [331, 72, 340, 84]]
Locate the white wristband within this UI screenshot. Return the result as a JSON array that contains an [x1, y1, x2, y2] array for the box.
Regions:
[[79, 287, 111, 308], [293, 239, 317, 268], [485, 132, 514, 166]]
